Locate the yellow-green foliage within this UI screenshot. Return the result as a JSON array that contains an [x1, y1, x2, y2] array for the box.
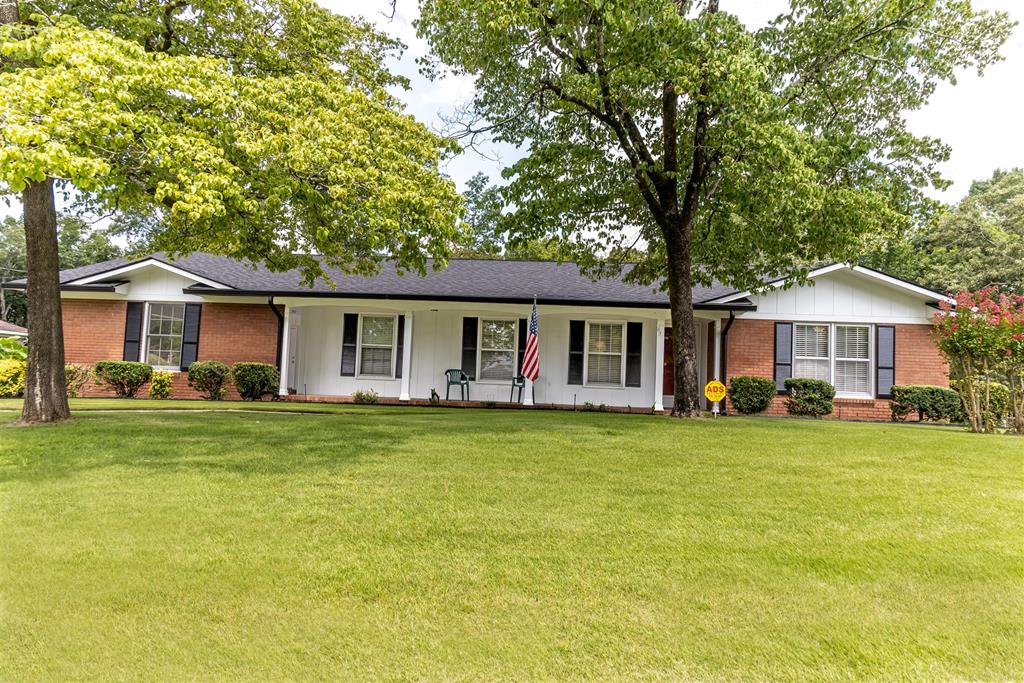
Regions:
[[0, 358, 25, 397], [148, 370, 174, 400]]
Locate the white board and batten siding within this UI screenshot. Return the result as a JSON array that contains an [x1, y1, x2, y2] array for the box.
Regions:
[[743, 270, 936, 325]]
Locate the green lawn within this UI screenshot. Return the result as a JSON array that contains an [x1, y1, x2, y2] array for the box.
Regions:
[[1, 401, 1021, 681]]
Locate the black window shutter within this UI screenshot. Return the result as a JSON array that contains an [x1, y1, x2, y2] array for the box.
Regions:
[[179, 303, 202, 370], [517, 318, 527, 375], [567, 320, 585, 385], [395, 315, 405, 379], [123, 302, 144, 361], [341, 313, 358, 376], [876, 325, 896, 398], [461, 317, 478, 380], [774, 322, 793, 392], [625, 321, 643, 387]]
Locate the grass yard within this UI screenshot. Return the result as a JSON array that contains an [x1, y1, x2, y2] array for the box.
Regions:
[[1, 401, 1022, 681]]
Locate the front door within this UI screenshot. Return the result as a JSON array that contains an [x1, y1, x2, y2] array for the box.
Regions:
[[662, 329, 674, 396]]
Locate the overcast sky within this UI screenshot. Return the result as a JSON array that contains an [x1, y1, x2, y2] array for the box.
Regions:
[[3, 0, 1020, 221]]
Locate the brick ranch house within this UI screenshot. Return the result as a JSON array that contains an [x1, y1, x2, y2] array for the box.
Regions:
[[3, 254, 951, 419]]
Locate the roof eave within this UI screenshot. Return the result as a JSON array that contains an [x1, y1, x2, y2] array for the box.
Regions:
[[184, 286, 758, 312]]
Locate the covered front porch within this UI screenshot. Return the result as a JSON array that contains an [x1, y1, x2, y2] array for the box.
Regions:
[[275, 298, 730, 411]]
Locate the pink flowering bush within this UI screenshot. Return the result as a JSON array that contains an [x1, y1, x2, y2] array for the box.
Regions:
[[932, 288, 1024, 433]]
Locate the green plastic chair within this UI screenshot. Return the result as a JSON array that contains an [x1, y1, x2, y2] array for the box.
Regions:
[[445, 369, 470, 400], [510, 375, 526, 403]]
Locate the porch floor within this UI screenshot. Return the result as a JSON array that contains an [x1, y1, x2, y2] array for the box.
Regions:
[[279, 393, 666, 415]]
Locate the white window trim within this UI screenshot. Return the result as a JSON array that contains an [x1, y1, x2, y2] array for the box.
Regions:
[[583, 320, 627, 388], [475, 318, 519, 384], [142, 301, 186, 372], [833, 323, 873, 399], [354, 313, 399, 379], [791, 322, 874, 399]]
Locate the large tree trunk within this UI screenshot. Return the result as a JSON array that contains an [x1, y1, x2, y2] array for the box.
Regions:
[[19, 178, 70, 424], [664, 219, 701, 417]]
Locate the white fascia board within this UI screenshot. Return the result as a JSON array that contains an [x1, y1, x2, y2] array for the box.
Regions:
[[65, 258, 232, 290], [703, 264, 953, 305]]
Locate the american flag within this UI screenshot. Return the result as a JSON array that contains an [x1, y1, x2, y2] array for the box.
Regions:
[[521, 300, 540, 381]]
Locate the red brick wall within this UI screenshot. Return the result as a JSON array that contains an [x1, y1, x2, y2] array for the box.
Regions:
[[722, 318, 949, 421], [61, 299, 280, 399]]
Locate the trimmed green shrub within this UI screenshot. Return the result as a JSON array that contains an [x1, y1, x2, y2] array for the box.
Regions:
[[352, 389, 379, 404], [65, 363, 91, 398], [890, 385, 962, 422], [231, 362, 280, 401], [0, 358, 26, 397], [94, 360, 152, 398], [187, 360, 231, 400], [149, 370, 175, 399], [0, 337, 27, 360], [783, 378, 835, 417], [728, 376, 777, 414]]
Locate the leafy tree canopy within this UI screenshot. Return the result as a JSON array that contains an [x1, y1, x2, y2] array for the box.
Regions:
[[865, 168, 1024, 294], [1, 2, 463, 282], [418, 0, 1012, 291]]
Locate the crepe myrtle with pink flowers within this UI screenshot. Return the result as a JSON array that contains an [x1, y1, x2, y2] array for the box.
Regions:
[[932, 289, 1024, 433]]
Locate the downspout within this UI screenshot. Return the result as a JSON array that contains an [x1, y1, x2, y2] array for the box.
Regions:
[[719, 310, 736, 415], [269, 296, 284, 371]]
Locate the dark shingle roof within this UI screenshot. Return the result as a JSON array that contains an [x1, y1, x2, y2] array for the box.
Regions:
[[5, 252, 749, 308], [0, 319, 27, 335]]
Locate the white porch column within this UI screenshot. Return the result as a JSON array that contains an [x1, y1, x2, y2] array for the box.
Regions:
[[654, 319, 665, 411], [399, 311, 414, 401], [524, 377, 534, 406], [277, 303, 290, 395], [713, 318, 722, 381]]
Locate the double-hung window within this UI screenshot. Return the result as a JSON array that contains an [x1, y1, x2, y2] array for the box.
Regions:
[[585, 322, 624, 386], [834, 325, 870, 394], [478, 319, 517, 381], [358, 315, 397, 377], [792, 323, 872, 397], [145, 303, 185, 369]]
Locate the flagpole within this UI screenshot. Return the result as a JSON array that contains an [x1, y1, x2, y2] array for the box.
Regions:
[[524, 296, 536, 406]]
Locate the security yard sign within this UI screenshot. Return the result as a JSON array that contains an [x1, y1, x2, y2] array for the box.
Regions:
[[704, 380, 726, 414]]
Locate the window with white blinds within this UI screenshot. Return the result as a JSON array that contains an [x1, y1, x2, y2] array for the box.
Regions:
[[586, 322, 624, 386], [358, 315, 396, 376], [791, 323, 873, 396], [793, 324, 830, 382], [835, 325, 870, 394], [478, 319, 516, 381]]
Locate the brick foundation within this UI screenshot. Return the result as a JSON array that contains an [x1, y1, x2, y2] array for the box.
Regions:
[[62, 299, 280, 400], [721, 318, 949, 421]]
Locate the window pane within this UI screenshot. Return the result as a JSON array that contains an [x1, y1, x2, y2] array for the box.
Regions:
[[836, 359, 869, 394], [479, 350, 514, 380], [481, 320, 515, 350], [359, 346, 392, 375], [794, 324, 828, 358], [793, 358, 830, 382], [146, 303, 185, 368], [836, 325, 868, 360], [361, 316, 394, 347], [588, 323, 623, 354], [587, 352, 622, 385]]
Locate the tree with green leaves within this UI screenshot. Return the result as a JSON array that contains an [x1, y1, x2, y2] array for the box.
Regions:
[[865, 168, 1024, 294], [418, 0, 1013, 416], [0, 0, 462, 423]]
